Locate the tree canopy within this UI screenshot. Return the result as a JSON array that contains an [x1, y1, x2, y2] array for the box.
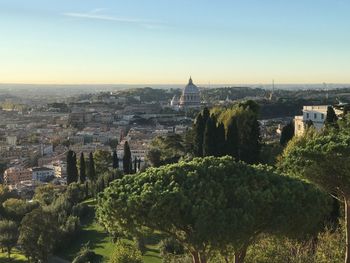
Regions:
[[279, 116, 350, 263], [97, 156, 331, 263]]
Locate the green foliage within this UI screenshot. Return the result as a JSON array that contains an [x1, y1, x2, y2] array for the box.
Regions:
[[280, 121, 294, 146], [88, 152, 97, 182], [109, 240, 143, 263], [202, 115, 217, 156], [123, 141, 132, 174], [72, 243, 99, 263], [33, 184, 64, 206], [0, 220, 19, 259], [19, 208, 58, 262], [279, 117, 350, 262], [94, 150, 113, 175], [97, 157, 331, 261], [148, 134, 186, 166], [79, 152, 87, 183], [2, 198, 38, 222], [67, 150, 78, 185], [325, 106, 338, 128], [244, 226, 345, 263], [159, 237, 185, 257]]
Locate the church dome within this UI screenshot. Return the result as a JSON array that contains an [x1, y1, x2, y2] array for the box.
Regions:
[[179, 77, 201, 109], [183, 77, 199, 94]]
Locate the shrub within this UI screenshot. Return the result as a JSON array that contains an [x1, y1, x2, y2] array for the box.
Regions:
[[109, 240, 143, 263]]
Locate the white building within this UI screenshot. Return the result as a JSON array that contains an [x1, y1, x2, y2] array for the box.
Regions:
[[294, 105, 342, 136], [31, 167, 55, 182]]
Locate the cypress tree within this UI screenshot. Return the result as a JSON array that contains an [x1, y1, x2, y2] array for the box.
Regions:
[[123, 141, 132, 174], [138, 158, 141, 171], [112, 150, 119, 169], [280, 121, 295, 146], [79, 152, 86, 183], [134, 156, 137, 174], [226, 118, 239, 159], [325, 106, 338, 128], [193, 114, 205, 157], [215, 122, 226, 157], [203, 116, 217, 157], [88, 152, 96, 182], [202, 107, 210, 124], [240, 113, 261, 164], [67, 150, 78, 185]]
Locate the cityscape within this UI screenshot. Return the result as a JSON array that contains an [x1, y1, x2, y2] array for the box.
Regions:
[[1, 1, 350, 263]]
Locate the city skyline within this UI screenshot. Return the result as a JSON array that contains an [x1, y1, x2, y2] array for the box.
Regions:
[[1, 0, 349, 84]]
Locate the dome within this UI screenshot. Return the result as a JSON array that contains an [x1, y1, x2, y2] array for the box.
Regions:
[[183, 77, 199, 94]]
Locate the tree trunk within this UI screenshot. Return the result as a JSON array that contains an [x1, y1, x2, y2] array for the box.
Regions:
[[192, 251, 200, 263], [199, 253, 207, 263], [345, 198, 350, 263], [234, 245, 248, 263]]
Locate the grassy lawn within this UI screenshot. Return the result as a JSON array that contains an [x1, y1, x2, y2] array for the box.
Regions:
[[0, 249, 27, 263], [57, 199, 162, 263]]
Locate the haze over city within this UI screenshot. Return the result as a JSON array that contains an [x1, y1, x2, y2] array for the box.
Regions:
[[1, 0, 350, 85]]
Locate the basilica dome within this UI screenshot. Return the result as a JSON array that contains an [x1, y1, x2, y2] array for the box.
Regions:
[[179, 77, 201, 109]]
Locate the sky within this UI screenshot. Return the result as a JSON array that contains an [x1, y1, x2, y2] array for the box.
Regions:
[[0, 0, 349, 85]]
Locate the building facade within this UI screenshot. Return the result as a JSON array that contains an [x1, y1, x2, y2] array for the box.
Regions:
[[294, 105, 342, 136], [3, 167, 32, 186]]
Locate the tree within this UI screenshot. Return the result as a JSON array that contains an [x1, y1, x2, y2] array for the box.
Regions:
[[193, 114, 205, 157], [0, 220, 19, 259], [325, 106, 338, 128], [94, 150, 113, 175], [280, 121, 295, 146], [79, 152, 86, 183], [109, 138, 119, 150], [2, 198, 38, 222], [215, 122, 226, 157], [67, 150, 78, 185], [148, 134, 185, 165], [109, 240, 143, 263], [97, 156, 331, 263], [202, 116, 217, 157], [134, 157, 137, 174], [146, 148, 162, 167], [113, 150, 119, 169], [88, 152, 97, 182], [19, 208, 58, 262], [278, 118, 350, 263], [226, 118, 239, 159], [72, 243, 99, 263], [123, 141, 132, 174]]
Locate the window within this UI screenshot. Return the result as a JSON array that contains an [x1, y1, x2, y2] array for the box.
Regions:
[[314, 113, 317, 119], [321, 114, 324, 120], [306, 113, 309, 119]]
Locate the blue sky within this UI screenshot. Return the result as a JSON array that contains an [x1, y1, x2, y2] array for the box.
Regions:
[[0, 0, 349, 84]]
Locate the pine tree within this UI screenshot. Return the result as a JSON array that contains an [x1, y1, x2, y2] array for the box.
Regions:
[[203, 116, 217, 157], [88, 152, 96, 182], [215, 122, 226, 157], [112, 150, 119, 169], [67, 150, 78, 185], [226, 118, 239, 159], [123, 141, 132, 174], [325, 106, 338, 128], [280, 121, 294, 146], [79, 152, 86, 183]]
